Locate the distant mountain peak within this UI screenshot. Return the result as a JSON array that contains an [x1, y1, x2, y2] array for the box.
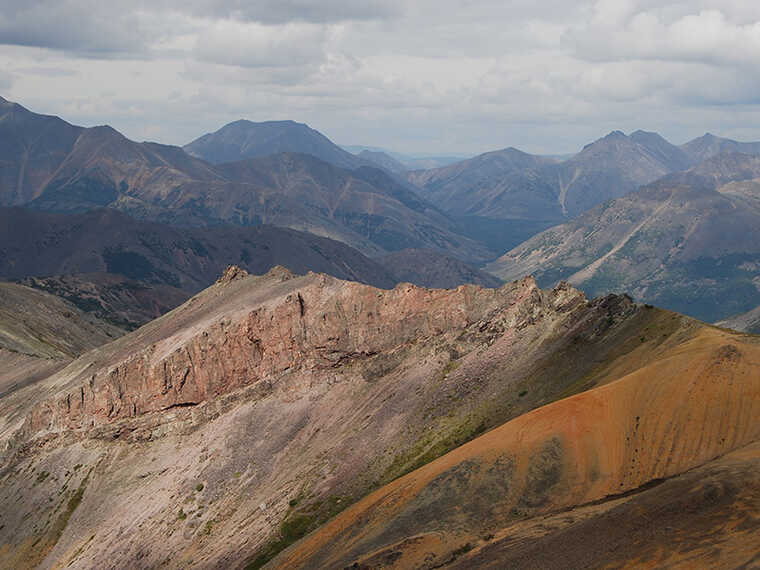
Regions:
[[226, 118, 302, 128], [184, 118, 368, 170]]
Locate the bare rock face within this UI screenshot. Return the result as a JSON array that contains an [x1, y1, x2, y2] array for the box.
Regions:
[[216, 265, 250, 284], [0, 268, 672, 570], [17, 272, 564, 440]]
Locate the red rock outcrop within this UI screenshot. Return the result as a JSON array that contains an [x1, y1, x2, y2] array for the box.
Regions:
[[19, 269, 582, 443]]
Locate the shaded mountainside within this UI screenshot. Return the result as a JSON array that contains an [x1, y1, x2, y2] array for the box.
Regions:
[[0, 268, 714, 569], [0, 206, 397, 292], [681, 132, 760, 164], [0, 282, 123, 360], [0, 282, 124, 407], [184, 119, 368, 169], [357, 150, 407, 173], [211, 153, 491, 260], [0, 98, 490, 261], [378, 249, 502, 289], [0, 206, 499, 330], [717, 305, 760, 335], [276, 322, 760, 569], [487, 153, 760, 322], [408, 130, 695, 229], [20, 273, 191, 331]]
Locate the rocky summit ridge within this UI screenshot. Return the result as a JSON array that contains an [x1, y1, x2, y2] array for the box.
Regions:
[[0, 264, 687, 570]]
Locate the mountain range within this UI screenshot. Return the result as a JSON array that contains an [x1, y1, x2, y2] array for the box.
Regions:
[[487, 152, 760, 322], [406, 128, 760, 251], [0, 97, 491, 262], [0, 266, 757, 568], [3, 95, 760, 325]]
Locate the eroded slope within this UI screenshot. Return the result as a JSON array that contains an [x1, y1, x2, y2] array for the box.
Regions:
[[273, 325, 760, 569], [0, 268, 687, 569]]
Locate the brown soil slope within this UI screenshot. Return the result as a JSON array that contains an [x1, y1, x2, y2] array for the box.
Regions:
[[450, 441, 760, 569], [274, 325, 760, 569], [0, 269, 696, 569]]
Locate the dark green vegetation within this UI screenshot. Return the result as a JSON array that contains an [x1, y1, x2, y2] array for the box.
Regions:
[[245, 495, 351, 570]]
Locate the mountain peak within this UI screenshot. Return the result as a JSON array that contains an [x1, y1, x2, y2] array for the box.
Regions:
[[630, 129, 662, 139], [216, 264, 250, 284], [184, 117, 365, 169], [580, 130, 629, 151], [227, 118, 302, 129], [604, 130, 628, 139]]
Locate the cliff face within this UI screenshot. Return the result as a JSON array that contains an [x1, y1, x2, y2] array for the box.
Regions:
[[17, 267, 555, 441], [0, 267, 709, 570]]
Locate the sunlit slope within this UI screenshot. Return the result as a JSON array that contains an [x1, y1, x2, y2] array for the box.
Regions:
[[274, 326, 760, 569]]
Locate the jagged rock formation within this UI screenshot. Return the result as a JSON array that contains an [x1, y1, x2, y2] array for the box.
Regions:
[[0, 267, 698, 569]]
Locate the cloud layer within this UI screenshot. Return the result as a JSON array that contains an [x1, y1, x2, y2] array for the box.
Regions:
[[1, 0, 759, 154]]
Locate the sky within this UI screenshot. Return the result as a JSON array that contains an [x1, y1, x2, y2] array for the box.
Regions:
[[2, 0, 760, 156]]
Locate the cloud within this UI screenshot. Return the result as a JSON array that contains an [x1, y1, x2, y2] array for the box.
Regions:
[[0, 0, 149, 55], [179, 0, 402, 24], [0, 70, 13, 91], [194, 20, 329, 69], [2, 1, 760, 155], [564, 2, 760, 67]]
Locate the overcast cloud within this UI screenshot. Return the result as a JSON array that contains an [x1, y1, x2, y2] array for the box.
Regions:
[[1, 0, 759, 155]]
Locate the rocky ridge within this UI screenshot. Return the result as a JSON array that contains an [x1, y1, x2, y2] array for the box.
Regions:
[[0, 266, 677, 569]]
